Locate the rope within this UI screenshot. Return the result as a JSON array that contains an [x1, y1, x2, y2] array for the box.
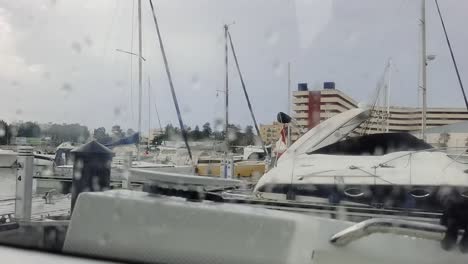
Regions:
[[434, 0, 468, 110], [227, 30, 270, 160], [148, 0, 193, 164]]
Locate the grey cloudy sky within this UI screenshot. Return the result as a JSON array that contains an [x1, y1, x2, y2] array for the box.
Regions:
[[0, 0, 467, 134]]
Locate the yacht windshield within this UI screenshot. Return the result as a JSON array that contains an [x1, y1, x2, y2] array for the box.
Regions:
[[309, 133, 433, 156]]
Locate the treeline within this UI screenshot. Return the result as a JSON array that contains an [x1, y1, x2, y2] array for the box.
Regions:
[[0, 120, 90, 146], [0, 119, 261, 147], [153, 122, 259, 146], [93, 125, 135, 145]]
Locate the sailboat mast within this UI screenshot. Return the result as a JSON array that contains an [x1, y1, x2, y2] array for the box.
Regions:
[[148, 77, 151, 150], [137, 0, 143, 160], [386, 59, 391, 132], [287, 62, 292, 146], [420, 0, 427, 140], [224, 24, 229, 152]]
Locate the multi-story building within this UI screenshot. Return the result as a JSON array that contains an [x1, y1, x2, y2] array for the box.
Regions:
[[291, 82, 468, 140], [259, 121, 284, 145]]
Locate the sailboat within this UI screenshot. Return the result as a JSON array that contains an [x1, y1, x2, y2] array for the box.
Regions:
[[195, 25, 270, 178]]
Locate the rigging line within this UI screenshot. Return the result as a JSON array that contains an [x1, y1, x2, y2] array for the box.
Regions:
[[151, 80, 163, 133], [227, 30, 270, 160], [129, 0, 136, 122], [434, 0, 468, 110], [148, 0, 193, 164]]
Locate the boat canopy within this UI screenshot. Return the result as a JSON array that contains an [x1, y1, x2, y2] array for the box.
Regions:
[[309, 133, 432, 156], [278, 108, 370, 162]]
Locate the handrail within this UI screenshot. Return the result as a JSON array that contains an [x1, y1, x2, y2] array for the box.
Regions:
[[330, 218, 446, 246]]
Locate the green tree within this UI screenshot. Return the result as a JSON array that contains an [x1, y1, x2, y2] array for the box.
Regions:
[[126, 128, 136, 136], [44, 123, 90, 144], [190, 125, 202, 141], [242, 125, 255, 146], [0, 120, 11, 145], [93, 127, 112, 144], [17, 122, 41, 138], [202, 122, 212, 138], [111, 125, 125, 139]]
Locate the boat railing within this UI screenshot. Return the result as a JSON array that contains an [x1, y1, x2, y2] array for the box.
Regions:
[[330, 218, 447, 246]]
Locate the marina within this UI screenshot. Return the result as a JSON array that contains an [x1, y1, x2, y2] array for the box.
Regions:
[[0, 0, 467, 263]]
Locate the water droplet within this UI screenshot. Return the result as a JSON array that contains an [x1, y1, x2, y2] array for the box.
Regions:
[[74, 171, 81, 180], [228, 129, 237, 141], [0, 128, 4, 137], [15, 109, 23, 115], [265, 30, 279, 46], [71, 41, 82, 54], [182, 106, 191, 113], [114, 80, 124, 87], [214, 118, 223, 131], [42, 71, 51, 80], [191, 75, 200, 91], [84, 36, 93, 47], [114, 107, 121, 117], [112, 209, 121, 222], [272, 60, 283, 76], [97, 233, 109, 247], [61, 83, 73, 92], [11, 80, 19, 86], [92, 176, 101, 191]]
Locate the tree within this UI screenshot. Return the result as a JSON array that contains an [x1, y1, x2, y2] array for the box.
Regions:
[[242, 125, 255, 146], [44, 123, 90, 144], [93, 127, 112, 144], [190, 125, 202, 141], [17, 122, 41, 138], [111, 125, 125, 139], [227, 124, 242, 146], [126, 128, 136, 136], [0, 120, 11, 145], [202, 122, 212, 138]]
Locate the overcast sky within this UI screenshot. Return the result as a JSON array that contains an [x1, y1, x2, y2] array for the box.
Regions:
[[1, 0, 467, 134]]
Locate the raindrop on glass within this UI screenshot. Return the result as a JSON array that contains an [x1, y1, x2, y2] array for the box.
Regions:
[[15, 109, 23, 115], [61, 83, 73, 92], [191, 75, 201, 91], [182, 106, 191, 113], [272, 60, 283, 76], [42, 71, 51, 80], [74, 170, 82, 180], [84, 36, 93, 47], [71, 41, 82, 54], [114, 107, 121, 117], [265, 30, 279, 46]]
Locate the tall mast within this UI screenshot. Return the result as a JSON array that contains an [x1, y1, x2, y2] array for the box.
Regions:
[[224, 24, 229, 153], [420, 0, 427, 140], [148, 77, 151, 150], [287, 62, 291, 146], [386, 59, 391, 132], [137, 0, 143, 160]]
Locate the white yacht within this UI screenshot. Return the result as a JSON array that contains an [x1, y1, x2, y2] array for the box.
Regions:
[[254, 108, 468, 211]]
